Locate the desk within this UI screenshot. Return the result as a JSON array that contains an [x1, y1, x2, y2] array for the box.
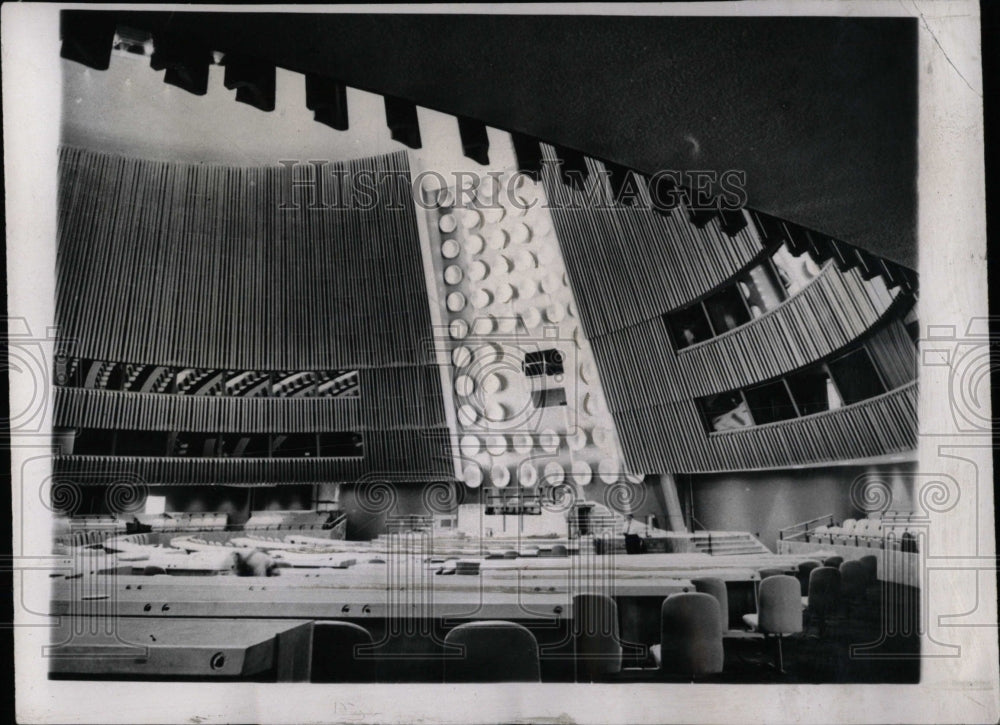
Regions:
[[48, 617, 313, 680]]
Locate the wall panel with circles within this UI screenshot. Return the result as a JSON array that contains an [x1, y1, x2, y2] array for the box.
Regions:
[[420, 166, 644, 504]]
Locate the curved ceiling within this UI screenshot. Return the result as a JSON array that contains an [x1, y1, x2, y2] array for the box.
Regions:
[[94, 11, 916, 267]]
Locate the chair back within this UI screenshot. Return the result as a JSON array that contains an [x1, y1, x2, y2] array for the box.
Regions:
[[660, 593, 724, 676], [757, 575, 803, 635], [858, 554, 878, 584], [839, 560, 867, 599], [757, 568, 786, 580], [822, 555, 844, 568], [444, 621, 541, 682], [796, 560, 822, 596], [692, 577, 729, 629], [572, 594, 622, 681], [808, 566, 841, 614], [311, 622, 376, 682], [550, 544, 568, 557]]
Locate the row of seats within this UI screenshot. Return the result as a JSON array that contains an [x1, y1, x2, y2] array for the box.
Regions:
[[808, 518, 919, 551], [244, 510, 335, 529]]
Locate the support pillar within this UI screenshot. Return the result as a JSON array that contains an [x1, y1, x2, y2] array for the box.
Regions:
[[657, 473, 687, 533]]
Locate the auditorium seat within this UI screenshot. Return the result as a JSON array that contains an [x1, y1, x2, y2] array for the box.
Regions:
[[572, 594, 622, 681], [656, 593, 724, 678], [443, 621, 541, 682], [550, 544, 568, 557], [757, 568, 787, 580], [691, 578, 729, 632], [311, 621, 376, 682], [805, 566, 841, 636], [742, 575, 802, 672], [796, 561, 822, 596], [839, 560, 868, 616], [822, 555, 844, 568], [858, 554, 878, 584]]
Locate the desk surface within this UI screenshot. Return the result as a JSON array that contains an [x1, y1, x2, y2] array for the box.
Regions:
[[48, 617, 312, 677]]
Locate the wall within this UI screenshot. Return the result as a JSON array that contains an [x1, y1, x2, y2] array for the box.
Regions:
[[683, 460, 918, 550]]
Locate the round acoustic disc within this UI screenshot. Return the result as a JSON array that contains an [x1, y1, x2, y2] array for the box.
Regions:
[[543, 461, 565, 484], [452, 346, 473, 368], [444, 265, 464, 285], [463, 464, 483, 488], [495, 283, 515, 304], [460, 435, 481, 457], [461, 208, 482, 230], [570, 460, 593, 486], [472, 315, 495, 336], [481, 373, 504, 394], [482, 206, 505, 224], [441, 238, 460, 259], [454, 375, 475, 396], [439, 214, 458, 234], [446, 292, 466, 312], [457, 404, 478, 427], [545, 303, 566, 324], [485, 435, 507, 456], [520, 307, 542, 329], [513, 433, 534, 454], [497, 316, 517, 333], [509, 222, 531, 245], [484, 402, 507, 422], [517, 278, 538, 300], [539, 429, 559, 452], [598, 458, 620, 484], [568, 428, 588, 451], [485, 227, 508, 250], [449, 319, 470, 340], [519, 463, 538, 488], [471, 289, 492, 309], [468, 260, 489, 281], [491, 464, 511, 488], [464, 234, 485, 256]]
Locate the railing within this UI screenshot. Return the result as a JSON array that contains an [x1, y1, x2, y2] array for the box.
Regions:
[[779, 513, 836, 542]]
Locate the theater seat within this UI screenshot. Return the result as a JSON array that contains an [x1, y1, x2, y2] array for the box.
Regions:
[[805, 566, 841, 636], [796, 561, 822, 596], [839, 560, 868, 615], [311, 621, 376, 682], [443, 621, 541, 682], [657, 593, 724, 678], [692, 578, 729, 631], [822, 556, 844, 569], [572, 594, 622, 681], [858, 554, 878, 585], [742, 575, 802, 672]]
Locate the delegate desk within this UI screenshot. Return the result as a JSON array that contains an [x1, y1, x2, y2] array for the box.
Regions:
[[48, 617, 313, 680]]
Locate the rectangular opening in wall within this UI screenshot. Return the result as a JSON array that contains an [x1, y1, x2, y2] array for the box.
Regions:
[[319, 432, 364, 458], [531, 387, 568, 408], [522, 349, 564, 377], [72, 428, 116, 455], [219, 434, 270, 458], [737, 261, 786, 317], [271, 371, 317, 398], [172, 433, 221, 457], [665, 304, 713, 349], [786, 365, 842, 416], [225, 371, 271, 397], [703, 285, 751, 334], [827, 348, 887, 405], [115, 430, 170, 457], [743, 379, 798, 424], [316, 370, 361, 398], [175, 369, 225, 396], [272, 433, 319, 458], [698, 392, 753, 432]]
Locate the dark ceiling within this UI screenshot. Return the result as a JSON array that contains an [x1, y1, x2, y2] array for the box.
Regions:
[[107, 11, 917, 268]]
